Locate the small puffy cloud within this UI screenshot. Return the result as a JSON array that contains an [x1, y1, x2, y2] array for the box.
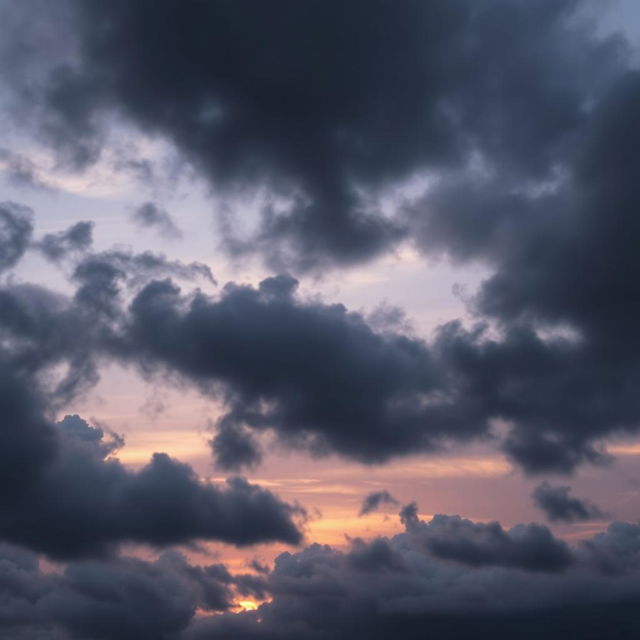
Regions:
[[532, 482, 605, 523]]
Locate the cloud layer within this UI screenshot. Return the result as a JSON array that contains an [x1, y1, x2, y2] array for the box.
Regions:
[[2, 508, 640, 639], [0, 2, 640, 637]]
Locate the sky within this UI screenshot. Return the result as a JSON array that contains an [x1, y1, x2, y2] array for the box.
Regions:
[[1, 1, 640, 638]]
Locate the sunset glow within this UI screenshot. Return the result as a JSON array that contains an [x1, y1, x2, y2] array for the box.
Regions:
[[0, 1, 639, 638]]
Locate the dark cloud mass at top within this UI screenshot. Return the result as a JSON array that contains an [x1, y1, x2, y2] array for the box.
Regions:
[[0, 0, 625, 269], [0, 0, 639, 474]]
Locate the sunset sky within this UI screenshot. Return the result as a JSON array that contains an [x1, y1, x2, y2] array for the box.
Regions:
[[1, 1, 640, 638]]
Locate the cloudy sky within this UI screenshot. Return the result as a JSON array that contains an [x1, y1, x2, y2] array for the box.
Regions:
[[1, 1, 640, 638]]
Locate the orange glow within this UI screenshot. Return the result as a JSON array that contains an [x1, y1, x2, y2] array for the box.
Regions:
[[233, 599, 261, 612], [114, 429, 210, 466], [609, 443, 640, 455]]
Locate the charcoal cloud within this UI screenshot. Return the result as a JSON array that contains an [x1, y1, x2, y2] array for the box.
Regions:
[[0, 544, 236, 640], [5, 225, 640, 477], [132, 201, 182, 240], [533, 481, 605, 523], [185, 509, 640, 640], [0, 0, 626, 270], [359, 490, 399, 516], [6, 507, 640, 639], [0, 279, 303, 558], [403, 510, 574, 572], [0, 406, 304, 559], [0, 1, 639, 474], [111, 271, 640, 474], [0, 202, 33, 272], [37, 221, 94, 262], [123, 276, 465, 464], [0, 0, 639, 502], [211, 416, 263, 473], [413, 73, 640, 473]]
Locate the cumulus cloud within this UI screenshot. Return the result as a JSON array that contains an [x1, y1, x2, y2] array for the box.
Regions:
[[3, 248, 638, 476], [36, 221, 93, 262], [0, 544, 239, 640], [7, 218, 640, 477], [0, 0, 626, 270], [0, 279, 304, 558], [0, 2, 639, 475], [132, 201, 182, 240], [210, 417, 263, 473], [2, 3, 640, 636], [122, 275, 453, 464], [532, 482, 605, 523], [359, 490, 399, 516], [402, 508, 573, 572], [1, 507, 639, 639], [0, 147, 51, 190], [0, 201, 33, 272], [185, 509, 640, 640], [0, 402, 304, 559]]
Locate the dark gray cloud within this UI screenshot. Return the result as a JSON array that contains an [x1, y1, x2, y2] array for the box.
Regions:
[[578, 521, 640, 576], [37, 221, 93, 262], [70, 249, 215, 323], [0, 148, 51, 190], [132, 202, 182, 240], [0, 277, 304, 559], [185, 510, 640, 640], [533, 481, 605, 523], [6, 221, 640, 478], [0, 0, 626, 270], [74, 249, 214, 289], [1, 474, 640, 640], [211, 416, 263, 472], [0, 509, 624, 639], [0, 406, 304, 559], [0, 544, 237, 640], [123, 275, 458, 464], [0, 202, 33, 272], [104, 270, 640, 474], [0, 1, 639, 475], [403, 509, 574, 572], [409, 72, 640, 474], [359, 490, 399, 516]]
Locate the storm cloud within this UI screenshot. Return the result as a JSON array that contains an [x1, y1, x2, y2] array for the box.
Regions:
[[0, 400, 304, 559], [0, 277, 304, 559], [532, 482, 605, 523], [0, 544, 239, 640], [37, 221, 93, 262], [0, 1, 639, 473], [401, 506, 573, 572], [2, 508, 640, 639], [185, 509, 640, 640], [0, 202, 33, 272], [0, 0, 626, 270], [1, 4, 640, 636], [359, 490, 399, 516], [123, 275, 457, 464]]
